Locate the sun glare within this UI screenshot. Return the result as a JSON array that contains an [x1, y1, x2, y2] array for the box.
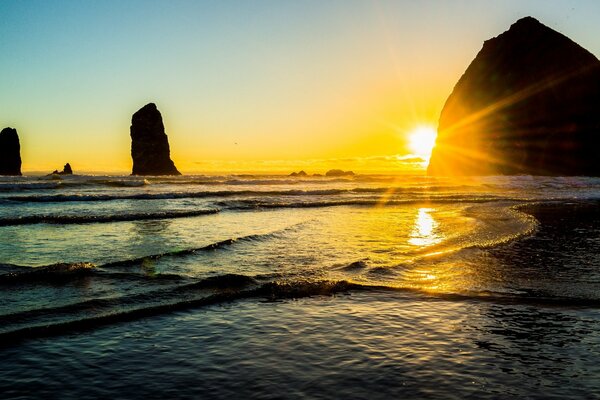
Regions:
[[408, 126, 437, 158]]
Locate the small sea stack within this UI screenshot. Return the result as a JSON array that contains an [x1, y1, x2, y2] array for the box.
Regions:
[[289, 170, 308, 177], [0, 127, 22, 176], [427, 17, 600, 176], [130, 103, 181, 176], [50, 163, 73, 175], [325, 169, 354, 177]]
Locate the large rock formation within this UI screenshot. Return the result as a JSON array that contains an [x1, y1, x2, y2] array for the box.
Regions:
[[428, 17, 600, 176], [130, 103, 180, 176], [0, 127, 22, 176]]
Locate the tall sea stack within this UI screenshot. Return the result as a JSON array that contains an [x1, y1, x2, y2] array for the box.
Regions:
[[428, 17, 600, 176], [130, 103, 181, 176], [0, 127, 22, 176]]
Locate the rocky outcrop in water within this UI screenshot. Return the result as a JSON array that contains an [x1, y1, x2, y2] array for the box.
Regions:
[[0, 127, 22, 176], [289, 170, 308, 177], [130, 103, 180, 176], [427, 17, 600, 176], [51, 163, 73, 175], [325, 169, 355, 177]]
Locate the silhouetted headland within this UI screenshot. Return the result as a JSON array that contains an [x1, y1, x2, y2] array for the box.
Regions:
[[428, 16, 600, 176], [130, 103, 181, 176], [49, 163, 73, 175], [325, 169, 354, 177], [0, 127, 22, 176]]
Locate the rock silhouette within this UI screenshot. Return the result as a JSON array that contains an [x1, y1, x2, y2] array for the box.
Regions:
[[289, 170, 308, 177], [428, 17, 600, 176], [0, 127, 22, 176], [325, 169, 355, 177], [51, 163, 73, 175], [130, 103, 181, 176]]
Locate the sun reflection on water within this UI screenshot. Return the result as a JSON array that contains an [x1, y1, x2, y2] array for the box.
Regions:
[[405, 208, 446, 291], [408, 208, 441, 247]]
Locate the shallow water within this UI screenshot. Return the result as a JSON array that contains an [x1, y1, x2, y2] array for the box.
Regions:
[[1, 174, 600, 398]]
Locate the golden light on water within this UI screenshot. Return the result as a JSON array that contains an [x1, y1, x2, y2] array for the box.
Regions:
[[408, 126, 437, 159], [408, 208, 441, 247]]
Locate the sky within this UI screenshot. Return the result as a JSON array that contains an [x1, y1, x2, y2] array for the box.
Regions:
[[2, 0, 599, 174]]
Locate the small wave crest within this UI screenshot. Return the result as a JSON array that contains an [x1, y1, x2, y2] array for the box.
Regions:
[[0, 262, 96, 284], [4, 188, 376, 203], [0, 182, 61, 192], [102, 226, 298, 269], [0, 209, 219, 226]]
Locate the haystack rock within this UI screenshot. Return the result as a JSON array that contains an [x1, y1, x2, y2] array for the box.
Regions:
[[130, 103, 180, 176], [0, 127, 22, 176], [428, 17, 600, 176]]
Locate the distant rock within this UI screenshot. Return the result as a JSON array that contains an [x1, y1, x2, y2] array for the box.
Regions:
[[130, 103, 181, 176], [325, 169, 355, 177], [428, 16, 600, 176], [312, 173, 323, 177], [289, 170, 308, 177], [50, 163, 73, 175], [0, 127, 22, 176]]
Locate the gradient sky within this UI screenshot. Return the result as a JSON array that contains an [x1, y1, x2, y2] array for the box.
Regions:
[[2, 0, 600, 174]]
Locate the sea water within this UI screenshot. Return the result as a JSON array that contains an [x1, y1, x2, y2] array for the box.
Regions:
[[1, 174, 600, 399]]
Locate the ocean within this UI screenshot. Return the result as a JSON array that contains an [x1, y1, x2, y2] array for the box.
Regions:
[[1, 174, 600, 399]]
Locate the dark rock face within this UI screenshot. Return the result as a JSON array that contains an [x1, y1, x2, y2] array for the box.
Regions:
[[428, 17, 600, 176], [0, 127, 22, 176], [325, 169, 355, 177], [130, 103, 180, 176]]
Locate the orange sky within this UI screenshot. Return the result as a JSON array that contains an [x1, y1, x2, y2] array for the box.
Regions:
[[2, 1, 600, 174]]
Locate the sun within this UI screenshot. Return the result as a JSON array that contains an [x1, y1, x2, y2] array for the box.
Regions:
[[408, 126, 437, 157]]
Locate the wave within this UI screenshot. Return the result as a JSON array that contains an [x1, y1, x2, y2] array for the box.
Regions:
[[131, 176, 355, 186], [3, 272, 600, 346], [102, 227, 297, 269], [4, 186, 499, 203], [99, 179, 149, 187], [0, 262, 96, 284], [0, 224, 302, 286], [215, 197, 524, 211], [0, 182, 61, 192], [0, 277, 359, 345], [0, 209, 219, 226], [0, 176, 357, 192], [4, 188, 363, 203], [0, 273, 258, 327], [0, 178, 150, 192]]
